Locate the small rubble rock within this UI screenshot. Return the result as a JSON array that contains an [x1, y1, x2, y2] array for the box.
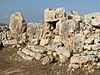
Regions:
[[59, 55, 68, 63], [29, 45, 47, 53], [70, 54, 98, 65], [48, 55, 54, 63], [19, 32, 27, 45], [92, 43, 100, 50], [21, 48, 36, 57], [53, 52, 58, 57], [83, 30, 90, 35], [70, 11, 81, 21], [69, 64, 80, 69], [55, 47, 71, 58], [34, 53, 42, 60], [53, 35, 61, 44], [2, 39, 18, 45], [47, 50, 53, 55], [0, 25, 9, 32], [31, 39, 40, 45], [97, 62, 100, 67], [84, 37, 94, 44], [94, 38, 100, 43], [17, 44, 20, 48], [19, 48, 22, 51], [95, 29, 100, 33], [40, 39, 50, 46], [97, 52, 100, 59], [84, 44, 92, 50], [11, 45, 16, 48], [42, 56, 50, 65], [17, 50, 33, 61]]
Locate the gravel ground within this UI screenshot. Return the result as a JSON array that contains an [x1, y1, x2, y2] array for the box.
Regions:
[[0, 46, 100, 75]]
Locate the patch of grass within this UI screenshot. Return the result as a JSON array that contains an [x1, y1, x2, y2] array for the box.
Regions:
[[41, 50, 47, 54]]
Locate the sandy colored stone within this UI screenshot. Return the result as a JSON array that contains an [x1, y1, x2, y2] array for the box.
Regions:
[[9, 12, 27, 40], [44, 7, 65, 22]]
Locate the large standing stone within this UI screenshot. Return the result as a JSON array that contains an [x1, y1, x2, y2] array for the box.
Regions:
[[84, 12, 100, 27], [27, 22, 43, 42], [27, 23, 37, 41], [44, 7, 65, 22], [72, 34, 85, 53], [41, 7, 66, 46], [9, 12, 27, 40], [60, 20, 79, 49], [40, 22, 55, 46]]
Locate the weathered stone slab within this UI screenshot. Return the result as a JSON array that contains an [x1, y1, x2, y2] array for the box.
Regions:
[[9, 12, 27, 40], [44, 7, 65, 22]]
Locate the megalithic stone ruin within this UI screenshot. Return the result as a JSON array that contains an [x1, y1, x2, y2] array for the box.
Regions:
[[0, 7, 100, 70]]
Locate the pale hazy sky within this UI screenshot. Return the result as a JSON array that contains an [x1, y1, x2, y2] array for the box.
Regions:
[[0, 0, 100, 23]]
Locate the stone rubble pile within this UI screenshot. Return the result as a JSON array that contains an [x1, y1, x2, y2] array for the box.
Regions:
[[0, 25, 12, 47], [0, 8, 100, 70]]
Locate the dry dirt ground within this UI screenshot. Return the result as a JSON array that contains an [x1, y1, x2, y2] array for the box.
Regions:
[[0, 46, 100, 75]]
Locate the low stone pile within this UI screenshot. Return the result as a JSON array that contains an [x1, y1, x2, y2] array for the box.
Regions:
[[0, 25, 12, 47], [0, 8, 100, 71]]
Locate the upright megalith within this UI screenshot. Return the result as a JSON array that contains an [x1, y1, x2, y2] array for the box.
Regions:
[[40, 7, 66, 46], [27, 22, 43, 42], [44, 7, 66, 22], [40, 22, 55, 46], [9, 12, 27, 40]]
